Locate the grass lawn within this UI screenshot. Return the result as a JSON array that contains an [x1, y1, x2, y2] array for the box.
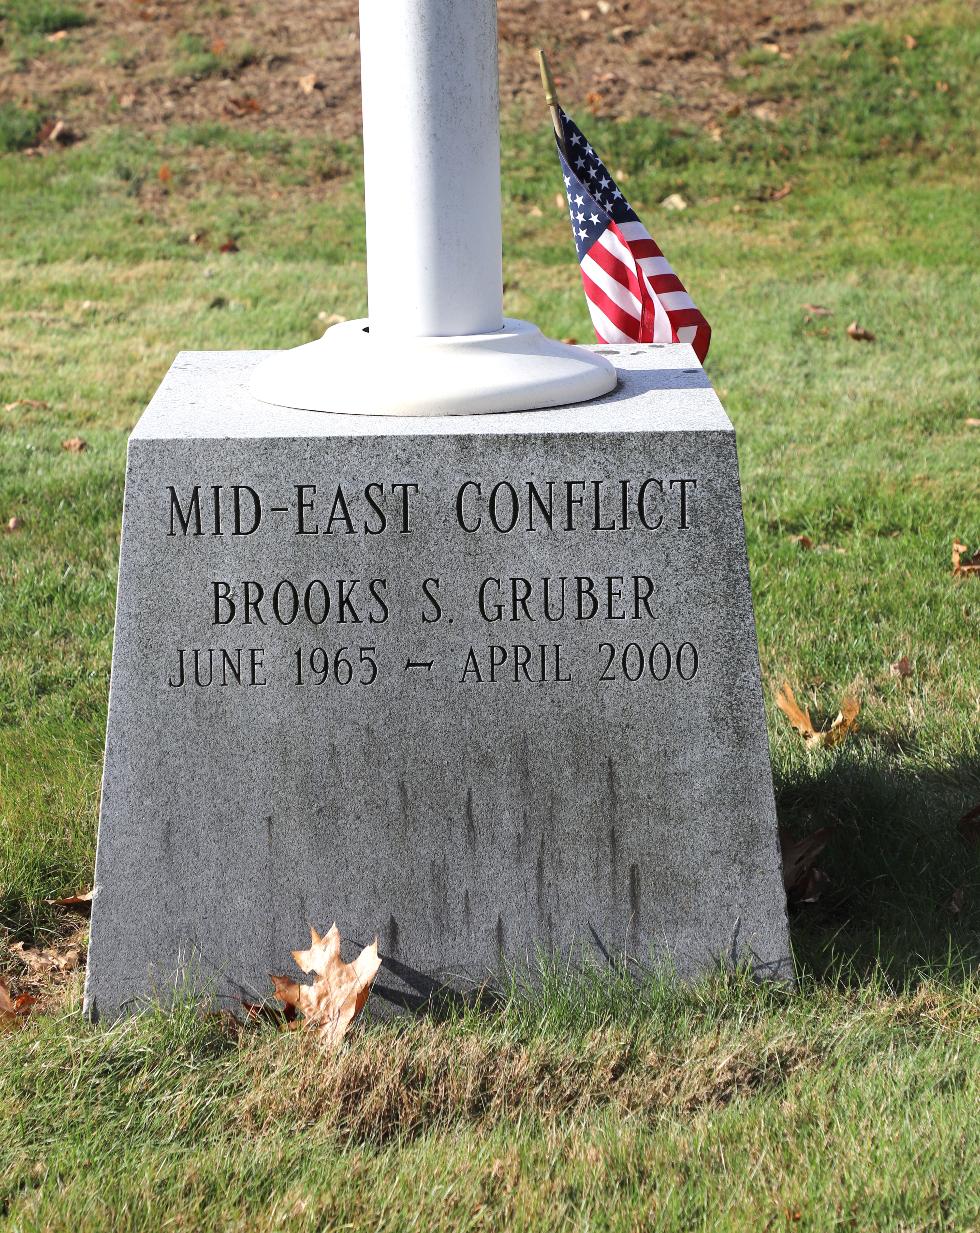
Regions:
[[1, 0, 979, 1228]]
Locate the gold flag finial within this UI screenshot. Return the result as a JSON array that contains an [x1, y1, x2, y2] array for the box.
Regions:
[[535, 48, 567, 159]]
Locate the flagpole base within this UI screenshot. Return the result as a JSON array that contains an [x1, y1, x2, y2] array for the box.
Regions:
[[248, 318, 617, 417]]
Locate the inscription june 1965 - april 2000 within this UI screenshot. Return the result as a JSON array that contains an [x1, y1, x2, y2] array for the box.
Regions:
[[162, 474, 703, 691]]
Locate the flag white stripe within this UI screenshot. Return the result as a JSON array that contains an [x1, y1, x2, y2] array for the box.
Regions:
[[617, 220, 653, 243], [658, 291, 696, 311], [641, 270, 676, 343], [581, 253, 642, 318], [637, 255, 674, 277], [675, 326, 699, 345], [586, 298, 635, 344], [596, 227, 640, 271]]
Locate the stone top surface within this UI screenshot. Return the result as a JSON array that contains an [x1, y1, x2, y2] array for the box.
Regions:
[[131, 343, 732, 441]]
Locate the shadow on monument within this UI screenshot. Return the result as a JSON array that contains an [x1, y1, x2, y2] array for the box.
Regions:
[[774, 749, 980, 985]]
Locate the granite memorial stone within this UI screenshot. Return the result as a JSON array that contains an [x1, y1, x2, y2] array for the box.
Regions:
[[84, 343, 791, 1018]]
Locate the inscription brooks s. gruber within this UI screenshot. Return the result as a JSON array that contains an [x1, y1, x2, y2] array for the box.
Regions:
[[161, 473, 703, 691]]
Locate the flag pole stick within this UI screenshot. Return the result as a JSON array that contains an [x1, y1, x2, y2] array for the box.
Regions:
[[536, 48, 568, 160]]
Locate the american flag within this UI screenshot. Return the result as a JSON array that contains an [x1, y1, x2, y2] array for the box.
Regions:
[[554, 107, 711, 362]]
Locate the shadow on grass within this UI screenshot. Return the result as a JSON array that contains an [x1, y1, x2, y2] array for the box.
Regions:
[[775, 751, 980, 985]]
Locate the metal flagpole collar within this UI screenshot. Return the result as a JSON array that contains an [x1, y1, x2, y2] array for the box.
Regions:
[[249, 318, 616, 417]]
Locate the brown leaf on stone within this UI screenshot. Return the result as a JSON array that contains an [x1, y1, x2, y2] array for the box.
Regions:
[[271, 924, 381, 1047], [62, 437, 87, 453], [779, 825, 836, 905], [890, 656, 913, 679], [847, 321, 875, 342], [958, 804, 980, 847], [775, 684, 860, 749], [45, 889, 93, 913], [5, 517, 23, 533], [952, 540, 980, 576]]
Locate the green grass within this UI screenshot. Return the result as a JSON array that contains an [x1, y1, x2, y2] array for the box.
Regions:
[[0, 0, 89, 36], [1, 1, 979, 1228], [0, 102, 41, 152]]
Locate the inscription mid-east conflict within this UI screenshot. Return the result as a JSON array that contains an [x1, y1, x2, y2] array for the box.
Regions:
[[163, 473, 701, 691]]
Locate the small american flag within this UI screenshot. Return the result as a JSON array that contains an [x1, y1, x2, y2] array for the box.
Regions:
[[554, 107, 711, 362]]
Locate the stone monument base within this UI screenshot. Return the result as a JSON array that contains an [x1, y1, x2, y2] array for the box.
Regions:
[[84, 344, 790, 1019]]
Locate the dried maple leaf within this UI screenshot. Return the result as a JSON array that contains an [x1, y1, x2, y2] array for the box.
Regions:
[[62, 437, 86, 453], [775, 684, 860, 749], [10, 941, 81, 977], [775, 683, 816, 740], [847, 321, 875, 342], [779, 825, 836, 905], [822, 695, 860, 748], [272, 924, 381, 1047], [952, 540, 980, 576]]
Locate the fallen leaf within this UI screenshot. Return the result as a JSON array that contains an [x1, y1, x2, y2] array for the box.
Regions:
[[118, 91, 136, 110], [317, 312, 347, 327], [790, 533, 814, 550], [529, 205, 543, 218], [46, 890, 93, 913], [890, 656, 913, 678], [822, 695, 861, 748], [554, 193, 566, 211], [775, 683, 860, 749], [661, 192, 688, 211], [10, 941, 81, 977], [965, 418, 980, 428], [779, 825, 836, 905], [189, 230, 207, 245], [952, 540, 980, 576], [561, 337, 578, 345], [802, 304, 833, 317], [958, 804, 980, 846], [38, 119, 76, 146], [775, 683, 815, 739], [46, 29, 69, 41], [762, 41, 781, 53], [210, 37, 227, 55], [596, 0, 613, 13], [4, 399, 48, 412], [846, 321, 875, 342], [158, 164, 172, 184], [935, 80, 950, 93], [272, 924, 381, 1047], [0, 979, 16, 1021], [224, 96, 261, 117], [219, 238, 239, 253], [5, 517, 23, 533], [770, 181, 793, 201], [62, 437, 87, 453], [298, 73, 321, 94], [586, 90, 604, 109], [904, 34, 917, 50]]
